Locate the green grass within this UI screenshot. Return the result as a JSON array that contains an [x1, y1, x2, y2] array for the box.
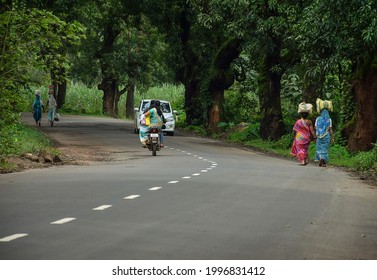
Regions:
[[31, 82, 186, 119], [225, 123, 376, 174], [0, 123, 57, 170], [0, 124, 51, 156]]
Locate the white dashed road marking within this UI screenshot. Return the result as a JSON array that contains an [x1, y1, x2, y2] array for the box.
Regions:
[[0, 233, 28, 242], [168, 181, 179, 184], [50, 217, 76, 225], [124, 195, 140, 200], [182, 176, 191, 179], [149, 187, 162, 190], [93, 205, 112, 211], [192, 173, 200, 176]]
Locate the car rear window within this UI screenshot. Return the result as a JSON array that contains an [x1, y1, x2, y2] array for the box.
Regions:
[[160, 102, 171, 113], [141, 100, 171, 113]]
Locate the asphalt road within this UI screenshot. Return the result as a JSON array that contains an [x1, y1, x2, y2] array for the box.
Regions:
[[0, 114, 377, 260]]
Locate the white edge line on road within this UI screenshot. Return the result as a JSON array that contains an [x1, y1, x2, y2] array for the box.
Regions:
[[149, 187, 162, 191], [50, 217, 76, 225], [0, 233, 28, 242], [93, 205, 112, 211], [124, 195, 140, 200]]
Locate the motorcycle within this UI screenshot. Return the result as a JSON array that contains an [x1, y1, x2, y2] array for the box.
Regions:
[[146, 126, 161, 156]]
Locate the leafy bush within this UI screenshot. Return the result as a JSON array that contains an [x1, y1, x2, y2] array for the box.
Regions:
[[0, 124, 51, 157], [227, 123, 260, 143], [353, 144, 377, 171]]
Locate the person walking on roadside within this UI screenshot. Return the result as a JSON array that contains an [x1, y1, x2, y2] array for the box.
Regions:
[[290, 102, 316, 166], [314, 108, 334, 167], [32, 90, 44, 126], [47, 91, 57, 127]]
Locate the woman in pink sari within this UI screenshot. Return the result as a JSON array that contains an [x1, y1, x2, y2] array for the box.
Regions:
[[290, 111, 316, 165]]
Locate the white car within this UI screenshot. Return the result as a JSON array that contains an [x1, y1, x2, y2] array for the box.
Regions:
[[134, 99, 176, 136]]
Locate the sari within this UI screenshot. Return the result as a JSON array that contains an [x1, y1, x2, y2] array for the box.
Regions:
[[32, 95, 43, 123], [139, 108, 162, 145], [315, 109, 332, 163], [290, 119, 311, 162]]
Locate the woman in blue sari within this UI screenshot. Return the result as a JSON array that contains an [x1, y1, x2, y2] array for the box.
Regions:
[[32, 90, 44, 126], [314, 109, 334, 167]]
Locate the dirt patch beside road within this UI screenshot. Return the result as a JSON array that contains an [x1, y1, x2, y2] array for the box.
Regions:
[[0, 114, 139, 174]]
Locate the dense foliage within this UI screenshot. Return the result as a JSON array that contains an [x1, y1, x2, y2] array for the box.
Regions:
[[1, 0, 377, 161]]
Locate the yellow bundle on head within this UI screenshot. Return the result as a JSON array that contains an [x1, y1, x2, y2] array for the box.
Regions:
[[298, 102, 313, 114], [316, 98, 333, 113]]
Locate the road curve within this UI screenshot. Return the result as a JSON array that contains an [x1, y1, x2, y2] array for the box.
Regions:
[[0, 114, 376, 260]]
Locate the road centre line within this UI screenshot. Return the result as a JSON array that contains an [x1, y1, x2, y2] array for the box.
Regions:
[[192, 173, 201, 176], [149, 187, 162, 190], [0, 233, 28, 242], [168, 181, 179, 184], [182, 176, 191, 179], [93, 205, 112, 211], [50, 217, 76, 225], [124, 195, 140, 200]]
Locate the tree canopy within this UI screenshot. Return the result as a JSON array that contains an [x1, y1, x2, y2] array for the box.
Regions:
[[1, 0, 377, 152]]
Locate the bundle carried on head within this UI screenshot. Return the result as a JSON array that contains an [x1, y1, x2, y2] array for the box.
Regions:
[[298, 102, 313, 114], [316, 98, 333, 113]]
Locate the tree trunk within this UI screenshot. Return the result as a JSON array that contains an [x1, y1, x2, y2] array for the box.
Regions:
[[56, 79, 66, 110], [184, 80, 201, 125], [179, 8, 202, 125], [207, 38, 242, 132], [98, 77, 117, 117], [96, 23, 120, 117], [125, 82, 135, 119], [208, 89, 224, 132], [347, 67, 377, 152], [259, 53, 285, 140]]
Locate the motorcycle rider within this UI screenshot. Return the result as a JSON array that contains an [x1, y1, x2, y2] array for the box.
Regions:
[[140, 100, 163, 147], [155, 100, 166, 147]]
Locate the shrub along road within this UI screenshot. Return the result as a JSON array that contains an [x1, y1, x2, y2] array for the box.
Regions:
[[0, 114, 376, 259]]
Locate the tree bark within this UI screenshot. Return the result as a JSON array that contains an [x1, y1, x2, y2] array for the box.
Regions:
[[98, 77, 117, 117], [348, 67, 377, 151], [125, 82, 135, 119], [259, 52, 285, 140], [56, 79, 66, 110], [208, 38, 242, 132], [96, 23, 120, 117], [179, 8, 202, 125]]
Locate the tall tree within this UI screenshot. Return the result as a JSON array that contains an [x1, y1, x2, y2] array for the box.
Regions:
[[72, 0, 169, 117], [0, 1, 83, 124], [297, 0, 377, 151], [147, 0, 244, 130], [20, 0, 85, 109]]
